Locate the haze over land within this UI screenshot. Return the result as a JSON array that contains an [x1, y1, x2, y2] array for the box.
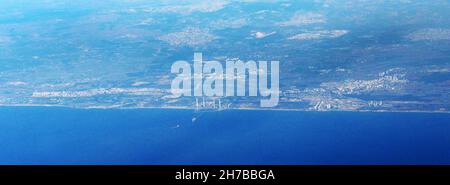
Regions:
[[0, 0, 449, 112]]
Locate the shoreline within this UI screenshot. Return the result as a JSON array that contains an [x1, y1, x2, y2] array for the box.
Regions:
[[0, 104, 449, 114]]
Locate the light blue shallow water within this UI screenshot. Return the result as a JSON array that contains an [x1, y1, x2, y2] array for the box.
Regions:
[[0, 107, 449, 165]]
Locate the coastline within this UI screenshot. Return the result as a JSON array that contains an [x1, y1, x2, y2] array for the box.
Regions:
[[0, 103, 449, 114]]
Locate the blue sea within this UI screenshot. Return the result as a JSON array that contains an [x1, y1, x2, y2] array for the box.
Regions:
[[0, 107, 448, 165]]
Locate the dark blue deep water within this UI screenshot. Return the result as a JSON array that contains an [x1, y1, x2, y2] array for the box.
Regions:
[[0, 107, 449, 164]]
